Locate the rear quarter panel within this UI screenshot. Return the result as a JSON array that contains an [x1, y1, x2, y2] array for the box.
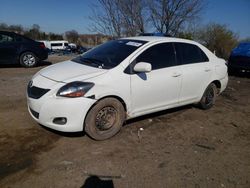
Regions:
[[214, 58, 228, 80]]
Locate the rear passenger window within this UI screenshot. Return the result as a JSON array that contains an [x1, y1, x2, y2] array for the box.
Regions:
[[0, 34, 14, 43], [175, 43, 209, 65], [136, 43, 176, 70]]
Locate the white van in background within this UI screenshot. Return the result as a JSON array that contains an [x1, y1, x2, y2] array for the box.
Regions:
[[38, 40, 69, 51], [50, 40, 69, 50]]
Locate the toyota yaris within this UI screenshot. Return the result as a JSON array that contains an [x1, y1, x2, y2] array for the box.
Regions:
[[27, 37, 228, 140]]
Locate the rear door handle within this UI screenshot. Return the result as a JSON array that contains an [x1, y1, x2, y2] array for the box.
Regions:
[[172, 72, 182, 77], [205, 68, 212, 72]]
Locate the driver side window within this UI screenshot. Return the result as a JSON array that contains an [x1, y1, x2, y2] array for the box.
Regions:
[[136, 43, 176, 70]]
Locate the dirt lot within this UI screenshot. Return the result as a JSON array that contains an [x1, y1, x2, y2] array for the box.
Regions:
[[0, 55, 249, 188]]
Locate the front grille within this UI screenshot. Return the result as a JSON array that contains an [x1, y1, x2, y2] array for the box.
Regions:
[[30, 107, 39, 119], [27, 85, 50, 99]]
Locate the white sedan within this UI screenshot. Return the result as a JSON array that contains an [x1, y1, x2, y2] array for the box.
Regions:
[[27, 37, 228, 140]]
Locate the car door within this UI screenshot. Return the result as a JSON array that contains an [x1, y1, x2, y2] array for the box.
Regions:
[[0, 33, 18, 64], [129, 42, 182, 116], [174, 42, 212, 104]]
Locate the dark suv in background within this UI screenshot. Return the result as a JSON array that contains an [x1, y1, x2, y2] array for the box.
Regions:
[[0, 31, 48, 67], [228, 42, 250, 74]]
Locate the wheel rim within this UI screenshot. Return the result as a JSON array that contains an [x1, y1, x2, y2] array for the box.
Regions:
[[205, 87, 214, 105], [23, 54, 35, 66], [95, 106, 118, 131]]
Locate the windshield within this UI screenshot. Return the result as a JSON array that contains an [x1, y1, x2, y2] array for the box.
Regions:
[[72, 39, 147, 69]]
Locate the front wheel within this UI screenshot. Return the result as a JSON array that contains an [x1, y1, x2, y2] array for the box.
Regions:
[[198, 83, 217, 110], [20, 52, 38, 67], [84, 98, 125, 140]]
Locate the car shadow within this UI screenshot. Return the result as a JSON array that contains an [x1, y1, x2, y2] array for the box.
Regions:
[[125, 104, 192, 125], [0, 60, 52, 68], [0, 63, 20, 68], [38, 104, 193, 138], [81, 176, 114, 188], [37, 60, 52, 67], [38, 124, 86, 138]]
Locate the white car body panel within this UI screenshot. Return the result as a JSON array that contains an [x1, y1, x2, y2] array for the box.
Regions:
[[27, 36, 228, 132], [130, 66, 181, 117], [179, 62, 212, 103], [27, 96, 96, 132]]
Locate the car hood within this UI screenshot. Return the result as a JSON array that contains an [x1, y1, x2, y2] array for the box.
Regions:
[[39, 60, 108, 82]]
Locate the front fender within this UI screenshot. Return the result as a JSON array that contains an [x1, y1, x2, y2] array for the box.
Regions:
[[86, 85, 131, 113]]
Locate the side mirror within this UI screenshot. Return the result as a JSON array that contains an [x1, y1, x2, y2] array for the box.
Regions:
[[133, 62, 152, 73]]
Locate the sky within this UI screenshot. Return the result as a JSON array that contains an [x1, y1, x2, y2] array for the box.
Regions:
[[0, 0, 250, 39]]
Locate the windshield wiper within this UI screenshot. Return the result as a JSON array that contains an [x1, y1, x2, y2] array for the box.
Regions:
[[81, 57, 112, 69], [80, 57, 102, 68]]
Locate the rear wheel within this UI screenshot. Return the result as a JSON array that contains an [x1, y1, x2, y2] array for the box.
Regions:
[[85, 98, 125, 140], [20, 52, 38, 67], [198, 83, 217, 110]]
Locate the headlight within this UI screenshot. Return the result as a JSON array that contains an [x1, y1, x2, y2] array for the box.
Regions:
[[57, 81, 94, 98]]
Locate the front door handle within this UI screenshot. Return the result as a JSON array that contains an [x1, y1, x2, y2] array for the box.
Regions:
[[205, 67, 212, 72], [172, 72, 182, 77]]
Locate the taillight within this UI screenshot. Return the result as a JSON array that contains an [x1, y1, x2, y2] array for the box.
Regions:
[[39, 43, 45, 49]]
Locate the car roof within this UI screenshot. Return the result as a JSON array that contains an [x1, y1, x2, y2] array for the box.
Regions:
[[123, 36, 196, 44], [0, 30, 16, 35], [122, 36, 218, 61], [0, 30, 37, 42]]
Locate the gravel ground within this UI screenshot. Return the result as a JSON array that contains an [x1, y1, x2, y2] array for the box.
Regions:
[[0, 54, 249, 188]]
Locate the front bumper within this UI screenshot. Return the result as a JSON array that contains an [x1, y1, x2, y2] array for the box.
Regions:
[[27, 95, 96, 132]]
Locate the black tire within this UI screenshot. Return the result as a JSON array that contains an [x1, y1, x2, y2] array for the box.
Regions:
[[198, 83, 217, 110], [85, 98, 125, 140], [20, 52, 38, 67]]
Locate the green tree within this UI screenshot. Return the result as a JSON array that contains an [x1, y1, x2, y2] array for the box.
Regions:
[[176, 31, 194, 40], [196, 23, 238, 59]]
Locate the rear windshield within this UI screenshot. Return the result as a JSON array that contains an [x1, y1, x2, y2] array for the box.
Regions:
[[72, 39, 147, 69]]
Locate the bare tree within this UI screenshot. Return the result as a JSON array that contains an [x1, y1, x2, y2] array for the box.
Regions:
[[118, 0, 146, 36], [89, 0, 123, 38], [89, 0, 147, 37], [148, 0, 204, 36], [48, 32, 63, 40], [25, 24, 41, 39], [65, 30, 79, 43], [0, 22, 63, 40], [0, 23, 8, 31], [7, 24, 24, 34]]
